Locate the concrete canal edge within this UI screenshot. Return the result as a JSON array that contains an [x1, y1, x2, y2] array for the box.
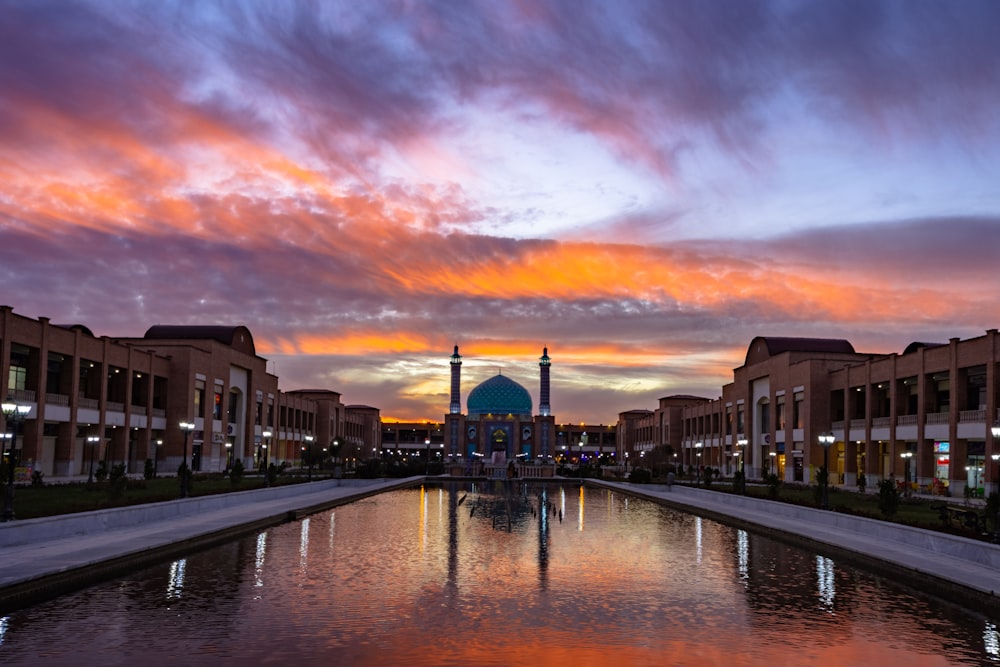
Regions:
[[588, 479, 1000, 615]]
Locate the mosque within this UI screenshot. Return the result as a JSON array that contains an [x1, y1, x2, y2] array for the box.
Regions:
[[444, 346, 556, 466]]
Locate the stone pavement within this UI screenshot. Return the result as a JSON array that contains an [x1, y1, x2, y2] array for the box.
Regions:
[[2, 476, 999, 614]]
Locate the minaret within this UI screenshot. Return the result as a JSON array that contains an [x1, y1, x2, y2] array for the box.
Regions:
[[539, 346, 551, 416], [449, 345, 462, 414]]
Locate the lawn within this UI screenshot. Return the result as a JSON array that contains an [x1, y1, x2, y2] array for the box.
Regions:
[[3, 473, 310, 520], [684, 477, 999, 540]]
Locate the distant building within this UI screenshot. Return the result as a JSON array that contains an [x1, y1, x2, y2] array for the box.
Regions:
[[0, 306, 356, 479], [443, 346, 556, 463], [625, 333, 1000, 497]]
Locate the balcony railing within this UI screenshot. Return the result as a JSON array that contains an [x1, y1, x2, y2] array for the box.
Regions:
[[849, 419, 866, 430], [872, 417, 892, 429], [926, 412, 950, 425], [959, 409, 985, 423], [77, 396, 99, 410], [46, 393, 70, 406], [106, 401, 125, 413], [897, 414, 918, 426]]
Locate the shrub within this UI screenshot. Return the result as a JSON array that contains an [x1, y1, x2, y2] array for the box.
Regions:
[[986, 493, 1000, 534], [857, 473, 867, 494], [733, 469, 745, 494], [877, 478, 899, 517], [177, 462, 193, 493], [31, 470, 45, 487], [229, 458, 245, 486], [702, 467, 714, 488], [95, 460, 109, 482], [764, 472, 781, 499], [143, 458, 155, 480], [108, 463, 128, 500], [628, 468, 652, 484]]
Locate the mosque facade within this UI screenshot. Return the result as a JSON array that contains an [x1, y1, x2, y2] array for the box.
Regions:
[[444, 346, 556, 464]]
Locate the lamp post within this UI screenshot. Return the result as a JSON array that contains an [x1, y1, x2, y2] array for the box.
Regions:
[[2, 401, 31, 522], [262, 429, 272, 487], [304, 434, 315, 482], [900, 450, 913, 499], [153, 439, 162, 478], [87, 435, 101, 483], [737, 438, 748, 494], [179, 421, 195, 498], [695, 442, 703, 486], [991, 422, 1000, 543], [818, 433, 835, 510], [425, 437, 431, 475]]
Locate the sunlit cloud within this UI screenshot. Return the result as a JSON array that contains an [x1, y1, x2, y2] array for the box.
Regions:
[[2, 0, 999, 423]]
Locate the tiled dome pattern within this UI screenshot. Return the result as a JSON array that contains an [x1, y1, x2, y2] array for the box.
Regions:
[[467, 375, 532, 416]]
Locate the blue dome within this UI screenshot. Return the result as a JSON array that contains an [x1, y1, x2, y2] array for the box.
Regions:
[[467, 375, 532, 416]]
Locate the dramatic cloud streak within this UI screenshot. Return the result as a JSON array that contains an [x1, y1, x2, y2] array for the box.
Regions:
[[2, 0, 999, 422]]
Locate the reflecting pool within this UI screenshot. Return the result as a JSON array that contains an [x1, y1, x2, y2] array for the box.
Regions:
[[1, 482, 998, 666]]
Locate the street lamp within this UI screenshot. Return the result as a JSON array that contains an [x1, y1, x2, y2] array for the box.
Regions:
[[900, 450, 913, 499], [2, 401, 31, 522], [153, 439, 162, 478], [304, 434, 315, 481], [695, 442, 703, 486], [262, 429, 272, 487], [87, 435, 101, 483], [736, 438, 748, 493], [818, 433, 835, 510], [425, 437, 431, 475], [179, 421, 195, 498], [991, 422, 1000, 543]]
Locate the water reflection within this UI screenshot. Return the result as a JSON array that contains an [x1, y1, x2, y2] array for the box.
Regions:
[[816, 555, 836, 612], [0, 482, 997, 666], [165, 558, 185, 600]]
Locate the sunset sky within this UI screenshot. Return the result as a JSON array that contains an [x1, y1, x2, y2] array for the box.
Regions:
[[2, 1, 1000, 424]]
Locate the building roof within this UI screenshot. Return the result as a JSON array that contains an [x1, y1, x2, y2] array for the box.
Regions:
[[467, 374, 533, 417], [902, 341, 947, 354], [143, 325, 256, 355], [745, 336, 855, 366]]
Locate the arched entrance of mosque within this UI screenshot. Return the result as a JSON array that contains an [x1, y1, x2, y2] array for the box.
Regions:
[[491, 428, 509, 464]]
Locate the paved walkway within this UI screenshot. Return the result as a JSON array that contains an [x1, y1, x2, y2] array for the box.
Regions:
[[2, 476, 999, 614]]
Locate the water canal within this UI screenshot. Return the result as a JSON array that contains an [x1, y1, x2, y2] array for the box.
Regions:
[[1, 482, 997, 666]]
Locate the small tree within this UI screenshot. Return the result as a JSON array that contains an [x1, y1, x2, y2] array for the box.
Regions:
[[229, 458, 245, 486], [857, 473, 867, 494], [95, 460, 109, 483], [733, 469, 745, 494], [877, 478, 899, 518], [764, 472, 781, 499], [143, 458, 155, 480], [108, 463, 128, 500], [813, 466, 829, 506]]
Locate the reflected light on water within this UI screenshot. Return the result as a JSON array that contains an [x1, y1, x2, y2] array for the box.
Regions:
[[166, 558, 185, 600], [1, 483, 997, 666], [298, 517, 310, 574], [737, 529, 749, 585], [817, 555, 836, 612], [254, 532, 267, 589], [985, 621, 999, 658]]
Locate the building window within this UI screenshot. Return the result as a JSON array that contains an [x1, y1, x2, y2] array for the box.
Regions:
[[736, 406, 745, 434], [194, 383, 205, 417], [213, 391, 223, 420], [776, 399, 786, 430], [793, 392, 804, 429]]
